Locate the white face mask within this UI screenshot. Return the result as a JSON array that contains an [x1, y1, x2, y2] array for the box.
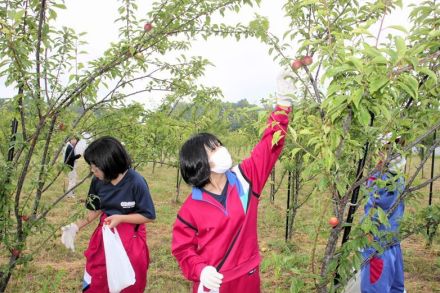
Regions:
[[209, 146, 232, 173]]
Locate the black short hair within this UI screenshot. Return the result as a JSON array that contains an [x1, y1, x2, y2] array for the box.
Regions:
[[179, 133, 222, 188], [84, 136, 131, 181]]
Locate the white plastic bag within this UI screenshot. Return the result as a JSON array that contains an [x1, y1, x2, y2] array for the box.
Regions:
[[197, 283, 219, 293], [341, 270, 407, 293], [342, 270, 361, 293], [74, 139, 87, 156], [102, 225, 136, 293]]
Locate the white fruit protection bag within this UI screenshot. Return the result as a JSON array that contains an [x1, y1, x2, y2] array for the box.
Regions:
[[342, 270, 361, 293], [102, 225, 136, 293]]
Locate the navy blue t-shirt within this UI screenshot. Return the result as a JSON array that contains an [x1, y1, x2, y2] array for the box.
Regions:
[[202, 181, 228, 208], [86, 168, 156, 220]]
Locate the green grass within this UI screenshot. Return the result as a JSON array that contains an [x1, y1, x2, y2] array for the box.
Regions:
[[2, 156, 439, 292]]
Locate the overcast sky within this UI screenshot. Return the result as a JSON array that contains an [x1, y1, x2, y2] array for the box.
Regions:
[[1, 0, 417, 107]]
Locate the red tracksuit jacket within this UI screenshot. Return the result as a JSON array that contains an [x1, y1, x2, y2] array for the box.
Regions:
[[172, 106, 290, 284]]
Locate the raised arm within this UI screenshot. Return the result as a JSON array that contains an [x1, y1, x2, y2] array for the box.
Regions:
[[239, 106, 290, 195], [238, 69, 299, 195]]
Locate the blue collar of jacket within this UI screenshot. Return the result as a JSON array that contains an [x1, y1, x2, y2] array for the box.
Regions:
[[191, 170, 244, 200]]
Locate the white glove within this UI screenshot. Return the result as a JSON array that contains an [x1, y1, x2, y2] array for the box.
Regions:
[[197, 283, 219, 293], [388, 155, 406, 173], [61, 223, 78, 252], [378, 132, 393, 146], [200, 266, 223, 290], [276, 69, 299, 107]]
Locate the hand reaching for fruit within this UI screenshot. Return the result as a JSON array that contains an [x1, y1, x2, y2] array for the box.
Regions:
[[276, 69, 300, 107]]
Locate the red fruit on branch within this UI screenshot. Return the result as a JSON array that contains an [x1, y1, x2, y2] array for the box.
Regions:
[[329, 216, 339, 228], [301, 56, 313, 66], [11, 249, 21, 257], [291, 60, 303, 70], [58, 123, 65, 131], [21, 215, 29, 221], [144, 22, 153, 32]]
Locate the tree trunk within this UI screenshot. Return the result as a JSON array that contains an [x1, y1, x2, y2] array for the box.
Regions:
[[288, 168, 299, 240], [175, 167, 181, 202], [270, 168, 276, 203], [0, 254, 19, 292], [32, 114, 57, 217], [285, 171, 292, 241], [0, 119, 19, 242], [317, 196, 348, 293], [427, 130, 437, 245]]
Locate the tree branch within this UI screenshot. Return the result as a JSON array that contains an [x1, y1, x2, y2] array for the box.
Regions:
[[35, 0, 47, 119], [32, 113, 57, 217], [407, 174, 440, 193], [36, 173, 92, 222], [388, 50, 440, 78], [387, 138, 440, 216]]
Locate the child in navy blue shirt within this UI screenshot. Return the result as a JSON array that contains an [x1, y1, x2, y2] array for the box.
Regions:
[[61, 136, 155, 293]]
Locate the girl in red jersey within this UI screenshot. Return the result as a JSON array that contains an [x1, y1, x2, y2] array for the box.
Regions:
[[172, 71, 297, 292]]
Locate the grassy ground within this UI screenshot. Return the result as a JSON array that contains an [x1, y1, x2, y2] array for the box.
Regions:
[[2, 156, 440, 292]]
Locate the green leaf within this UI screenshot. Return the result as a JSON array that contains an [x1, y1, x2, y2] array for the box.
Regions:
[[330, 131, 341, 150], [386, 25, 408, 34], [271, 130, 282, 147], [428, 30, 440, 38], [289, 148, 302, 157], [404, 56, 419, 69], [394, 36, 407, 58], [13, 10, 25, 22], [418, 67, 437, 84], [406, 75, 419, 97], [323, 64, 351, 80], [377, 208, 390, 228], [48, 9, 57, 20], [352, 27, 374, 37], [331, 95, 347, 109], [53, 3, 67, 9], [318, 177, 329, 191], [351, 88, 363, 109], [299, 129, 313, 135], [323, 148, 334, 171], [298, 0, 319, 7], [288, 125, 297, 141], [384, 48, 398, 65], [326, 82, 340, 97], [371, 55, 388, 65], [347, 57, 363, 72], [369, 77, 389, 94], [363, 43, 381, 58], [396, 80, 413, 98], [357, 106, 371, 126], [398, 74, 419, 100]]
